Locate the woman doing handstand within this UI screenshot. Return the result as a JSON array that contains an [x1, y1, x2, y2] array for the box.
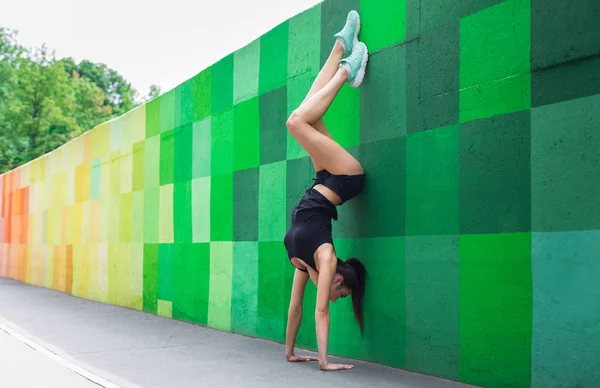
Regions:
[[283, 10, 368, 371]]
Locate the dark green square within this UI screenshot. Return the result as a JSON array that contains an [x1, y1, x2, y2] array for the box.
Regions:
[[173, 243, 210, 325], [159, 129, 174, 186], [406, 125, 459, 235], [286, 156, 316, 228], [174, 181, 192, 243], [406, 0, 460, 37], [259, 21, 288, 94], [174, 124, 192, 183], [193, 68, 212, 120], [531, 94, 600, 232], [256, 241, 287, 342], [146, 97, 160, 138], [210, 173, 233, 241], [211, 54, 233, 114], [260, 87, 287, 165], [406, 22, 459, 134], [460, 0, 506, 17], [532, 54, 600, 108], [361, 45, 407, 142], [211, 109, 234, 176], [531, 0, 600, 71], [359, 137, 406, 237], [459, 110, 531, 234], [320, 0, 360, 66], [234, 168, 259, 241]]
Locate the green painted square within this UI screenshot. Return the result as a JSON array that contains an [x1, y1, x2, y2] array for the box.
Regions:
[[259, 21, 288, 94], [159, 184, 174, 243], [362, 237, 406, 367], [531, 94, 600, 232], [531, 0, 600, 71], [234, 39, 260, 104], [532, 231, 600, 388], [233, 168, 258, 241], [405, 235, 459, 380], [144, 187, 159, 243], [159, 130, 174, 186], [361, 45, 407, 142], [91, 158, 101, 199], [132, 141, 145, 191], [256, 241, 286, 342], [532, 55, 600, 108], [160, 89, 175, 133], [210, 173, 233, 241], [142, 243, 159, 313], [146, 97, 160, 138], [460, 0, 506, 17], [231, 242, 258, 336], [144, 136, 160, 189], [233, 97, 260, 170], [193, 68, 212, 120], [174, 181, 192, 243], [211, 55, 234, 114], [406, 23, 459, 133], [360, 0, 406, 52], [208, 242, 232, 331], [173, 243, 210, 325], [459, 111, 531, 234], [359, 137, 405, 237], [459, 0, 531, 123], [158, 243, 174, 301], [110, 121, 121, 152], [406, 126, 459, 235], [211, 109, 234, 176], [119, 193, 132, 242], [192, 117, 211, 179], [320, 0, 360, 66], [177, 78, 194, 127], [324, 84, 360, 148], [109, 151, 121, 196], [286, 73, 312, 160], [460, 233, 532, 388], [285, 156, 316, 227], [406, 0, 460, 37], [192, 177, 210, 243], [131, 190, 144, 243], [259, 87, 287, 165], [174, 124, 192, 183], [288, 5, 321, 78], [258, 161, 286, 242]]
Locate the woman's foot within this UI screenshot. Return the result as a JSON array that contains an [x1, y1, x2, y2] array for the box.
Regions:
[[339, 42, 369, 88], [334, 10, 360, 58]]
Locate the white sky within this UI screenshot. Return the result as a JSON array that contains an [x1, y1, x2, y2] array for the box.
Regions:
[[0, 0, 322, 98]]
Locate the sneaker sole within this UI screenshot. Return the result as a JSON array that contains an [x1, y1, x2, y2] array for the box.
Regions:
[[349, 44, 369, 88]]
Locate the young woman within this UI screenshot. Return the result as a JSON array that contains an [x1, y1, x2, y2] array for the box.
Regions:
[[283, 10, 368, 371]]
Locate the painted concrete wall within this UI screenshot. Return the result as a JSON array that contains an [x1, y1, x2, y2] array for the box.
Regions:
[[1, 0, 599, 387]]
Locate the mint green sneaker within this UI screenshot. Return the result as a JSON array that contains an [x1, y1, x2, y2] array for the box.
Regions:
[[334, 10, 360, 58], [340, 42, 369, 88]]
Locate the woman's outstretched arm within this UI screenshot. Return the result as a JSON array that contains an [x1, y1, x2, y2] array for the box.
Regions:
[[285, 269, 317, 361]]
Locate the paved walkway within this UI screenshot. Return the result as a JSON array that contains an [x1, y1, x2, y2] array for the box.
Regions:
[[0, 277, 477, 388]]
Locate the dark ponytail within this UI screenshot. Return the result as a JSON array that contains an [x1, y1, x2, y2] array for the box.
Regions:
[[336, 258, 368, 334]]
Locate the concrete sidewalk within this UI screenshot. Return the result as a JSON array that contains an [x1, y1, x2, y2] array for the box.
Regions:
[[0, 278, 476, 388]]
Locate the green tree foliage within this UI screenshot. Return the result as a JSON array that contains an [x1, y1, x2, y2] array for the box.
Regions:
[[0, 28, 155, 173]]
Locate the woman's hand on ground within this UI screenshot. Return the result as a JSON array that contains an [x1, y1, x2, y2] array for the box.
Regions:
[[286, 353, 319, 362], [319, 362, 354, 371]]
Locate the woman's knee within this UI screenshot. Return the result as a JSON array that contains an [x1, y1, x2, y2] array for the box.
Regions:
[[286, 110, 304, 133]]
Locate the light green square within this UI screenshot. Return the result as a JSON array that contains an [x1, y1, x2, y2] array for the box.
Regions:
[[160, 89, 175, 133], [107, 195, 121, 243], [234, 39, 260, 104], [131, 190, 144, 243], [119, 193, 132, 243], [460, 0, 531, 122], [208, 242, 233, 331], [144, 187, 159, 243], [159, 184, 174, 243], [192, 177, 211, 243], [288, 5, 321, 78], [157, 299, 172, 318], [192, 117, 211, 179], [258, 161, 286, 241]]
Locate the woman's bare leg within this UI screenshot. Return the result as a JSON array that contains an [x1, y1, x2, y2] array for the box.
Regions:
[[286, 68, 363, 176]]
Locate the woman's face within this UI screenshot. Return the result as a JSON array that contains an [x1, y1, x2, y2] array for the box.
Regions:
[[330, 275, 351, 303]]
